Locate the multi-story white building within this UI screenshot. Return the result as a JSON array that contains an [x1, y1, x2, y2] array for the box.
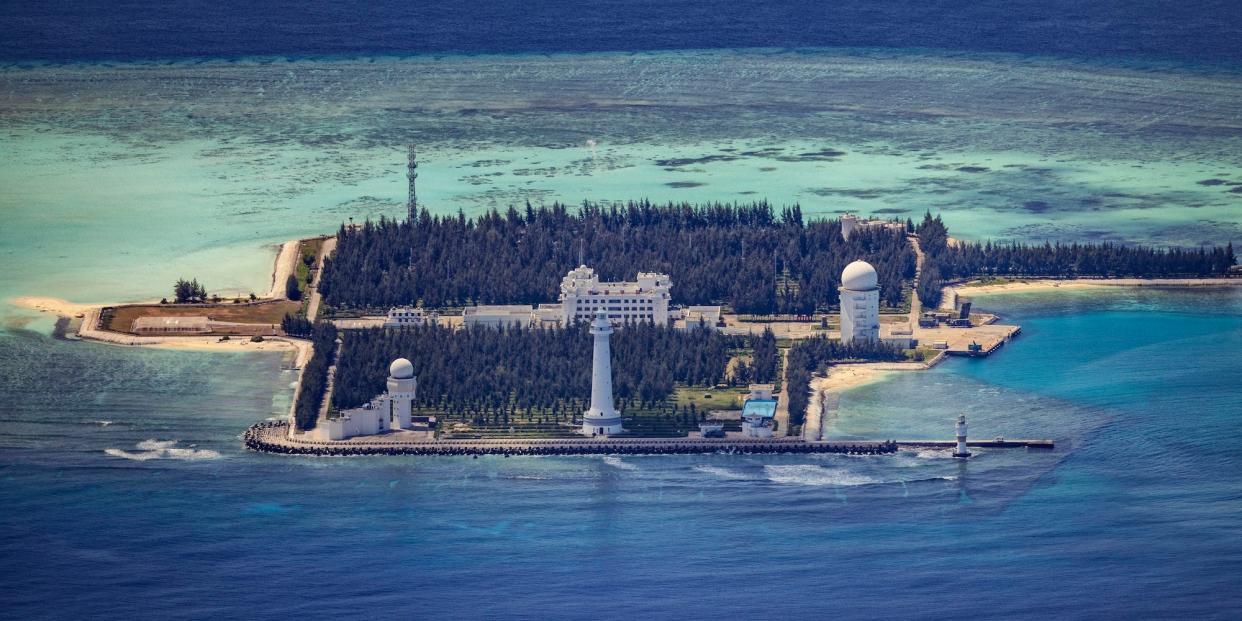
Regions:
[[558, 265, 671, 326], [839, 260, 880, 344]]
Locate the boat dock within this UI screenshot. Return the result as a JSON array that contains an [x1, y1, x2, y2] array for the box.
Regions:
[[244, 422, 1053, 457]]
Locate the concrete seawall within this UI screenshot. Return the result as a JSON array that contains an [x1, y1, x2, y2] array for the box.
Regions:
[[245, 422, 900, 456], [244, 422, 1054, 457]]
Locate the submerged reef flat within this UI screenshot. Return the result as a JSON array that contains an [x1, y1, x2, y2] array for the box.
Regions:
[[2, 49, 1241, 307]]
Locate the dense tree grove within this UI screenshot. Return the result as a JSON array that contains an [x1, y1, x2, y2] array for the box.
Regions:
[[319, 202, 916, 315], [742, 327, 779, 385], [281, 313, 313, 337], [784, 337, 905, 427], [294, 322, 338, 430], [916, 213, 1237, 308], [331, 323, 778, 413]]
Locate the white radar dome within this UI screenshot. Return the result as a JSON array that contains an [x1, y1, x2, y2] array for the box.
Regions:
[[389, 358, 415, 379], [841, 260, 878, 291]]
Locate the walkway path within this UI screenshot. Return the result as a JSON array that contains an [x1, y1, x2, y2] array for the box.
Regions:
[[245, 421, 1052, 456], [908, 234, 924, 325], [305, 236, 337, 322], [773, 348, 791, 436]]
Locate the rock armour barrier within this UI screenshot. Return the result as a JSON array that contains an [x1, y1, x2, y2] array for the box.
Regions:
[[243, 421, 899, 457]]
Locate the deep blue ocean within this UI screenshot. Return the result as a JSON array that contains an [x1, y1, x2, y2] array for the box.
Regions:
[[3, 0, 1242, 65], [4, 3, 1242, 618], [2, 289, 1241, 619]]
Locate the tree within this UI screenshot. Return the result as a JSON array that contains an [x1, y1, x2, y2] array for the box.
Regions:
[[173, 278, 207, 303], [286, 274, 302, 301]]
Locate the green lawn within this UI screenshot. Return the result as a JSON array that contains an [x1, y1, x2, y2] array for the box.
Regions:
[[671, 385, 750, 410]]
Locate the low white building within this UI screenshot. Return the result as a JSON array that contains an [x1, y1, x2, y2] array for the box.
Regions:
[[675, 305, 723, 331], [132, 316, 212, 334], [882, 322, 914, 349], [740, 384, 777, 438], [558, 265, 671, 326], [384, 306, 436, 328], [462, 305, 534, 329], [308, 358, 417, 441], [841, 214, 906, 241]]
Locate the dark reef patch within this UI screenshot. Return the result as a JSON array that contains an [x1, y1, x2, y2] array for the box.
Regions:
[[1022, 200, 1053, 213], [957, 166, 990, 173], [807, 187, 895, 199], [872, 208, 908, 214], [738, 148, 784, 158], [654, 154, 738, 167], [665, 181, 705, 188]]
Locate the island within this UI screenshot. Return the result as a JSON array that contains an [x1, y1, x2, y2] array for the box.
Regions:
[[23, 160, 1237, 458]]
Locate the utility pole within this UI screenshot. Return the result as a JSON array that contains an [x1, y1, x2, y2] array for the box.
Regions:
[[407, 144, 418, 221]]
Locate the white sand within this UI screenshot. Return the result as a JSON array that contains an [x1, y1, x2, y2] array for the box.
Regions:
[[11, 296, 97, 317], [801, 358, 943, 440], [949, 277, 1242, 300], [266, 239, 302, 300], [12, 237, 316, 366]]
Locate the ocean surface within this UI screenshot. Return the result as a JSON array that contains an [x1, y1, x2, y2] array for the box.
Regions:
[[2, 288, 1241, 619], [2, 3, 1241, 618]]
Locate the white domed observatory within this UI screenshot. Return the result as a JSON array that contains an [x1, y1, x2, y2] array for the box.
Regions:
[[387, 358, 417, 430], [839, 260, 880, 344], [307, 357, 418, 441]]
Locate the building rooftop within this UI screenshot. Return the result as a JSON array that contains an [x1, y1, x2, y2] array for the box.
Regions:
[[741, 398, 777, 419], [132, 316, 210, 331]]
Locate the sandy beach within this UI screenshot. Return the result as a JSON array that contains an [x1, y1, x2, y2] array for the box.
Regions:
[[10, 238, 314, 364], [801, 358, 943, 440], [946, 277, 1242, 303], [266, 239, 301, 300], [10, 296, 98, 317]]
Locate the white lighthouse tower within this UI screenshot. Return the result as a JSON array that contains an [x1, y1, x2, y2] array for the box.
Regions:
[[582, 310, 624, 436], [953, 414, 971, 458]]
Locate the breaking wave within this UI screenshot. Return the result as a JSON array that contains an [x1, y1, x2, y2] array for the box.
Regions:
[[692, 465, 757, 481], [602, 456, 639, 470], [104, 439, 220, 461]]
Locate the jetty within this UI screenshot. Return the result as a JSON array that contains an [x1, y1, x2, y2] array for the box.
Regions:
[[244, 421, 1052, 457]]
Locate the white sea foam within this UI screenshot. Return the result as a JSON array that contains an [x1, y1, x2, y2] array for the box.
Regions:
[[764, 465, 882, 487], [135, 439, 178, 451], [692, 465, 755, 481], [92, 420, 113, 427], [602, 456, 638, 470], [105, 439, 220, 461], [104, 448, 162, 461]]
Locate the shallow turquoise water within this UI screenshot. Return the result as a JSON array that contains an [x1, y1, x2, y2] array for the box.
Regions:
[[2, 288, 1239, 618], [2, 49, 1240, 312]]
